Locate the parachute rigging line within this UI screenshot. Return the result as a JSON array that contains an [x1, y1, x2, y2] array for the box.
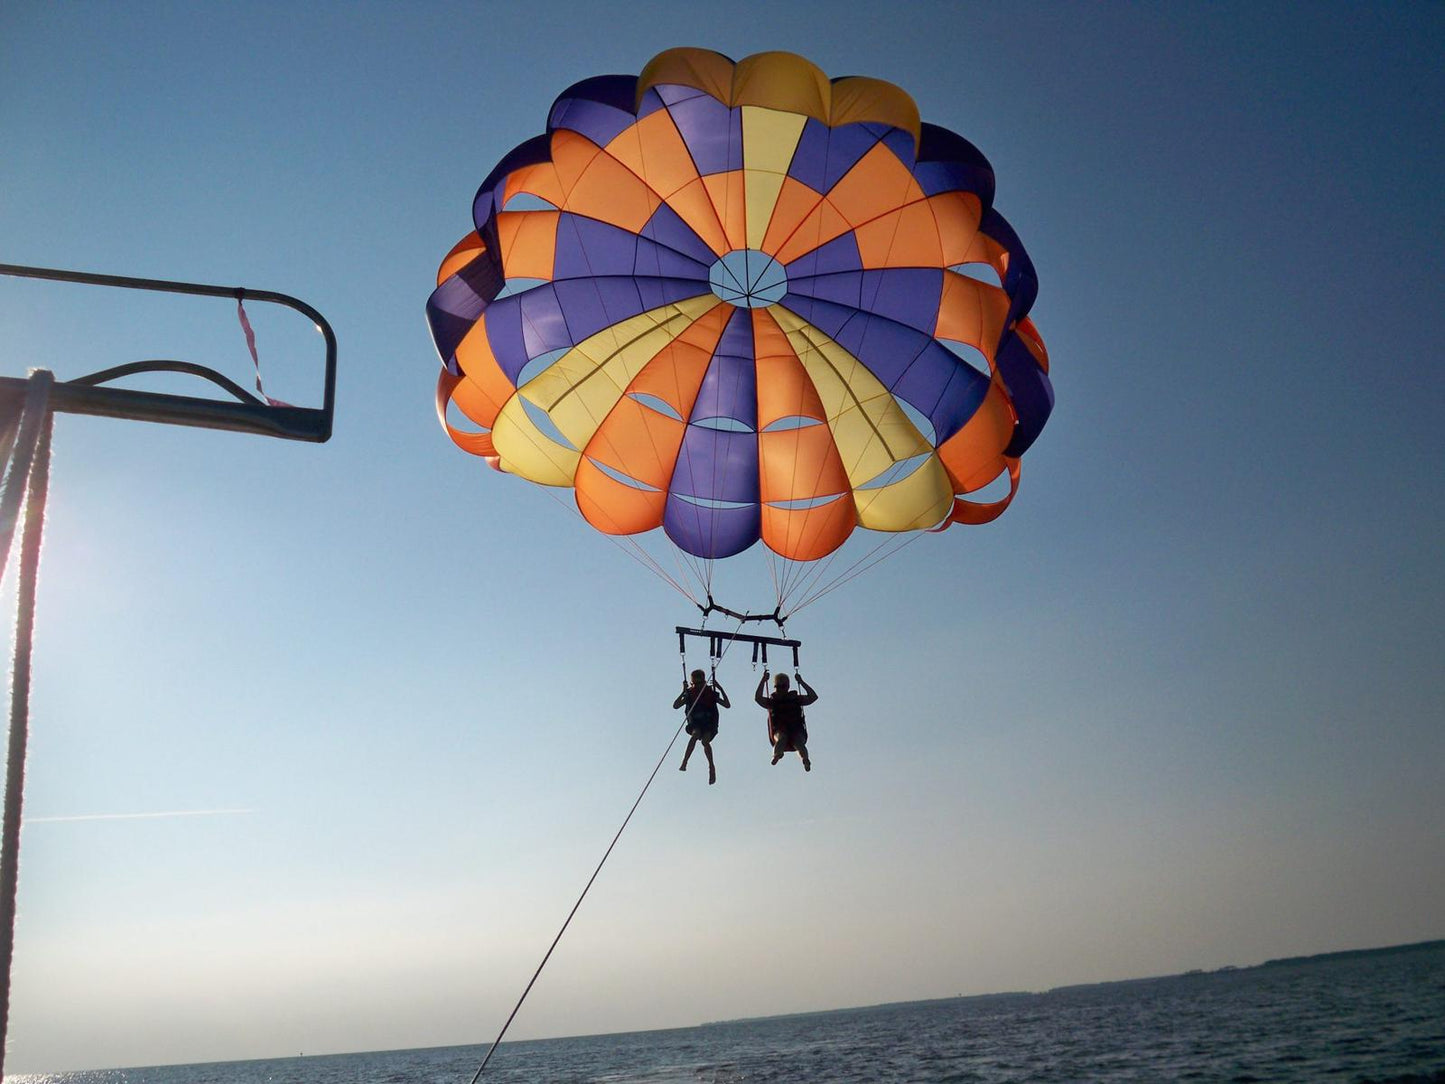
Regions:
[[481, 381, 707, 608], [536, 484, 700, 606], [467, 614, 751, 1082], [787, 528, 930, 618]]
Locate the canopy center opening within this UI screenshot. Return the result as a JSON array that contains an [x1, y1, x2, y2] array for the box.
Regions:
[[708, 250, 787, 309]]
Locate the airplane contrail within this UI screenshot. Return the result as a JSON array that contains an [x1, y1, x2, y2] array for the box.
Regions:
[[26, 808, 256, 824]]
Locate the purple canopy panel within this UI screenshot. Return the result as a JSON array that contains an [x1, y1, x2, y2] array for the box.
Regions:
[[774, 292, 989, 446], [552, 214, 641, 280], [917, 122, 995, 205], [633, 232, 713, 281], [691, 310, 758, 425], [654, 83, 708, 107], [670, 426, 758, 504], [979, 208, 1037, 323], [473, 134, 551, 224], [666, 305, 761, 558], [641, 203, 726, 268], [859, 269, 945, 333], [428, 255, 504, 370], [551, 277, 655, 340], [547, 75, 639, 147], [829, 308, 988, 443], [896, 340, 991, 445], [877, 127, 917, 170], [515, 286, 573, 361], [482, 296, 529, 383], [635, 276, 711, 310], [788, 269, 864, 310], [788, 119, 882, 194], [783, 233, 862, 281], [774, 293, 850, 341], [636, 86, 669, 122], [786, 269, 944, 337], [663, 93, 742, 175], [997, 331, 1053, 457], [664, 494, 761, 559]]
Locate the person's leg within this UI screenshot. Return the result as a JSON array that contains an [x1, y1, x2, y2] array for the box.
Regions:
[[702, 739, 716, 784], [797, 741, 810, 771], [680, 734, 697, 770]]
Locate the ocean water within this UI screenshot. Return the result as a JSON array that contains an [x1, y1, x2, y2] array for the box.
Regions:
[[14, 942, 1443, 1083]]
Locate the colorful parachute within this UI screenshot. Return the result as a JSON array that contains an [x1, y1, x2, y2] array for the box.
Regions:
[[428, 48, 1052, 578]]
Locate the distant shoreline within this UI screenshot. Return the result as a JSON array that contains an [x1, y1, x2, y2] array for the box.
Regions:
[[701, 938, 1445, 1027], [1043, 937, 1443, 996]]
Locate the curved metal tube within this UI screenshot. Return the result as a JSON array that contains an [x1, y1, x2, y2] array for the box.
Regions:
[[0, 263, 336, 442], [70, 360, 265, 405]]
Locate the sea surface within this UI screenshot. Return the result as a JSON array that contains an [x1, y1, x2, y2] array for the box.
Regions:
[[14, 942, 1444, 1083]]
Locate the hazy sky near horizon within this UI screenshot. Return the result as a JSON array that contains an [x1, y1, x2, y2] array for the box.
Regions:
[[2, 1, 1442, 1074]]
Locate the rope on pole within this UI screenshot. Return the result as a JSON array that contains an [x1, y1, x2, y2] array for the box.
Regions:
[[0, 372, 54, 1080]]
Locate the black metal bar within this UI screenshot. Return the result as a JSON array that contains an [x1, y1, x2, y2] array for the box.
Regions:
[[0, 379, 327, 441], [697, 595, 785, 627], [675, 626, 801, 651], [71, 360, 263, 404], [0, 263, 336, 443]]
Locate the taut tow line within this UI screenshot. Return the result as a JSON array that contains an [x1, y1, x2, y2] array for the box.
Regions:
[[466, 714, 689, 1082], [468, 616, 750, 1081]]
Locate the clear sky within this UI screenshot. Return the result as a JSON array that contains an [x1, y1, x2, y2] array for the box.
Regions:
[[1, 0, 1442, 1074]]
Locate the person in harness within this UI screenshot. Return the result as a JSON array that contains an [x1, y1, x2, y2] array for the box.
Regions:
[[755, 671, 818, 772], [675, 669, 730, 784]]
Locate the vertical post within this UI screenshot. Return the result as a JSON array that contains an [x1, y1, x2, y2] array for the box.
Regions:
[[0, 372, 55, 1078]]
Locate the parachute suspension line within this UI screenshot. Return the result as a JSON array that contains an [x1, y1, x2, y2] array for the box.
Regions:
[[774, 332, 943, 615], [769, 305, 939, 616], [669, 543, 706, 600], [536, 486, 698, 606], [663, 542, 714, 617], [470, 615, 751, 1083], [694, 551, 716, 602], [618, 533, 701, 606], [779, 543, 846, 616], [475, 341, 702, 604], [786, 534, 896, 616], [765, 549, 783, 616], [789, 529, 929, 618]]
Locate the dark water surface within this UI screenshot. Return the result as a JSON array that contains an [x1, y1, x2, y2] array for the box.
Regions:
[[16, 942, 1444, 1083]]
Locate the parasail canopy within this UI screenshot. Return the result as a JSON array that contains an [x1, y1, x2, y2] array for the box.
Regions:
[[428, 47, 1053, 587]]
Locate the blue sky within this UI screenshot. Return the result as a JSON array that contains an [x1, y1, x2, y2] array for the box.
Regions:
[[1, 1, 1442, 1073]]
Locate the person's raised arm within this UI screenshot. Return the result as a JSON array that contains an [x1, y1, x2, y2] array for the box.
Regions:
[[712, 680, 731, 709], [796, 675, 819, 705], [673, 684, 690, 710], [754, 672, 771, 707]]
